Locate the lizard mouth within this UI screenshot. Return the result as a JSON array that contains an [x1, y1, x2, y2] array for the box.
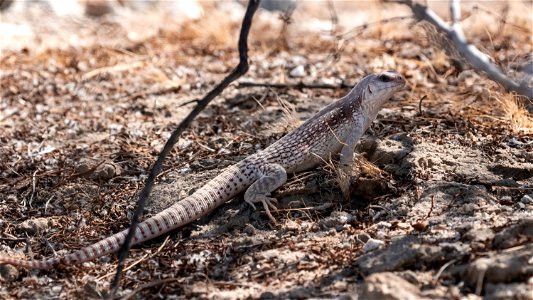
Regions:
[[373, 80, 406, 94]]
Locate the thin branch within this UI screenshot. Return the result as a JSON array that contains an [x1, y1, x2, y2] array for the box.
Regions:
[[237, 80, 352, 90], [277, 1, 296, 51], [394, 0, 532, 99], [108, 0, 261, 297], [339, 16, 412, 40]]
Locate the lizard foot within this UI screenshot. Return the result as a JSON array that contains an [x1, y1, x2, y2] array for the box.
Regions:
[[245, 196, 278, 224]]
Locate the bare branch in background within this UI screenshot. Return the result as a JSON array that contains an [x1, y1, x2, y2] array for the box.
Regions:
[[109, 0, 261, 297], [392, 0, 532, 99], [327, 0, 343, 63], [339, 16, 412, 41], [277, 2, 296, 51]]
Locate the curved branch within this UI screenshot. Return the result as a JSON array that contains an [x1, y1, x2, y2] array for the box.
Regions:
[[397, 0, 532, 99], [109, 0, 261, 296]]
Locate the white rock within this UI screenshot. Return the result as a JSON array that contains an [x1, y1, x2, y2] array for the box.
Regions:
[[363, 238, 385, 252], [289, 65, 305, 77], [520, 194, 533, 204]]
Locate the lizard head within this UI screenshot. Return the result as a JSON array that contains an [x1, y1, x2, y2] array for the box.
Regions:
[[359, 70, 406, 113]]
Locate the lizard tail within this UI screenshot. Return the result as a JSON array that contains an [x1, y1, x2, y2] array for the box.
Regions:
[[0, 164, 255, 270]]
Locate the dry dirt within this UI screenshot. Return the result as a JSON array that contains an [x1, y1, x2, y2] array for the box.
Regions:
[[0, 1, 532, 299]]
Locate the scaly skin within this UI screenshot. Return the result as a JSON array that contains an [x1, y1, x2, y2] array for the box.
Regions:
[[0, 71, 405, 270]]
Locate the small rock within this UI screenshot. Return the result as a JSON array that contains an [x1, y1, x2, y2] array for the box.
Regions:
[[466, 132, 478, 143], [520, 194, 533, 204], [177, 138, 192, 150], [51, 285, 62, 293], [243, 224, 256, 236], [507, 138, 523, 148], [289, 65, 305, 77], [76, 160, 121, 180], [16, 217, 57, 235], [285, 219, 300, 232], [490, 179, 519, 187], [85, 0, 113, 17], [465, 246, 533, 288], [493, 219, 533, 249], [411, 219, 429, 232], [91, 162, 121, 180], [259, 291, 275, 300], [363, 238, 385, 252], [319, 211, 355, 229], [394, 222, 411, 230], [0, 263, 19, 282], [179, 164, 192, 174], [464, 227, 494, 245], [260, 0, 296, 11], [361, 272, 429, 300], [288, 287, 311, 299], [355, 236, 420, 274], [356, 233, 371, 244], [501, 196, 512, 202], [356, 236, 470, 275]]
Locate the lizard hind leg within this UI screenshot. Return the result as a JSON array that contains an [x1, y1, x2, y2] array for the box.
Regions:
[[244, 163, 287, 223]]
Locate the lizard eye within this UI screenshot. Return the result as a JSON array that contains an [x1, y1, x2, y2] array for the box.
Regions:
[[378, 74, 393, 82]]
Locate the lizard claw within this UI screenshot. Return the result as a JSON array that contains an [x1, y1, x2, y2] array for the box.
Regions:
[[262, 197, 278, 224], [246, 200, 257, 211], [245, 196, 278, 224]]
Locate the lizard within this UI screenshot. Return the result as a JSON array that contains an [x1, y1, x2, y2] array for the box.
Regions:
[[0, 70, 405, 270]]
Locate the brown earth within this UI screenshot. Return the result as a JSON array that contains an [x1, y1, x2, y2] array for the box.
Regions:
[[0, 1, 532, 299]]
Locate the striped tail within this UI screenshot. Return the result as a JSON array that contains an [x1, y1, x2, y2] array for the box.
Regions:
[[0, 164, 257, 270]]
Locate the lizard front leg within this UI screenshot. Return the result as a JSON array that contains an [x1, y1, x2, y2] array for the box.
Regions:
[[340, 120, 365, 167], [244, 163, 287, 223]]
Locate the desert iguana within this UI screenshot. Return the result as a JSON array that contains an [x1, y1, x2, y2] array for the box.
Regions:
[[0, 70, 405, 270]]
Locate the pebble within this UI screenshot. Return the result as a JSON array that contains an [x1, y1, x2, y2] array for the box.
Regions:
[[356, 233, 370, 244], [177, 138, 192, 150], [507, 138, 523, 148], [259, 292, 275, 300], [243, 224, 256, 236], [363, 238, 385, 252], [520, 194, 533, 204], [285, 219, 300, 232], [0, 264, 19, 282], [16, 217, 56, 234], [179, 164, 192, 174], [289, 65, 305, 77]]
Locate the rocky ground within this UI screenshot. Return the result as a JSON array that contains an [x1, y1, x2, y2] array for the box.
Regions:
[[0, 1, 532, 299]]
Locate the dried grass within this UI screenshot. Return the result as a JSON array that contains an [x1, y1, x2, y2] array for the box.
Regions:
[[179, 14, 235, 48], [498, 95, 533, 134]]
